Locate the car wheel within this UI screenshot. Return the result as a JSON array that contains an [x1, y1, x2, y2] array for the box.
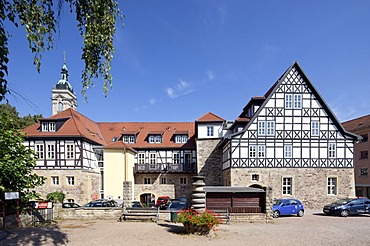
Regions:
[[297, 209, 304, 217], [272, 210, 280, 218], [340, 209, 349, 217]]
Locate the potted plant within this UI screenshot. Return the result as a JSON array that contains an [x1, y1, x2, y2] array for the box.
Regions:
[[177, 209, 221, 235]]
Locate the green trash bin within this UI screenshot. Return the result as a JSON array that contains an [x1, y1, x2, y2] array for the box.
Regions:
[[171, 211, 178, 223]]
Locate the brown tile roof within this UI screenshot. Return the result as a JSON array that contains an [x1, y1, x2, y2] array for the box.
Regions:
[[104, 141, 136, 152], [97, 122, 196, 149], [23, 108, 106, 145], [342, 114, 370, 133], [196, 112, 224, 122]]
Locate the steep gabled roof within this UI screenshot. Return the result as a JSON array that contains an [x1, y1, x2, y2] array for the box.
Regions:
[[342, 114, 370, 133], [224, 61, 360, 141], [23, 108, 106, 145], [196, 112, 224, 122]]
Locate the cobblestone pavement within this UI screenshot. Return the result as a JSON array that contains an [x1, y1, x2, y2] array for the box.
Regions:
[[1, 210, 370, 246]]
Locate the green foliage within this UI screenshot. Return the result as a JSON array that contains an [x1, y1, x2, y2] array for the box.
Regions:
[[0, 103, 41, 129], [46, 191, 65, 203], [0, 113, 44, 195], [177, 209, 221, 229], [0, 0, 123, 102]]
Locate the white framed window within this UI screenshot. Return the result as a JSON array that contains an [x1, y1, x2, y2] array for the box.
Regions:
[[180, 177, 187, 185], [47, 143, 55, 159], [258, 121, 275, 136], [282, 177, 292, 195], [66, 176, 75, 186], [258, 121, 265, 135], [138, 153, 145, 164], [251, 174, 259, 182], [311, 121, 320, 136], [58, 102, 63, 113], [66, 144, 74, 159], [327, 177, 337, 195], [36, 144, 44, 159], [51, 176, 59, 185], [249, 145, 257, 158], [294, 94, 302, 109], [285, 94, 292, 109], [149, 153, 156, 169], [160, 177, 167, 184], [284, 145, 292, 158], [207, 126, 214, 137], [328, 143, 336, 158], [285, 94, 302, 109], [41, 122, 48, 132], [258, 145, 265, 158], [149, 135, 162, 143], [144, 177, 151, 184], [49, 122, 56, 132], [175, 135, 188, 143], [123, 135, 135, 143], [173, 153, 180, 164], [184, 153, 191, 164]]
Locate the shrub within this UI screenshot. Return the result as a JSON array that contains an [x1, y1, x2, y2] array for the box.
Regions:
[[46, 191, 65, 203], [177, 209, 221, 229]]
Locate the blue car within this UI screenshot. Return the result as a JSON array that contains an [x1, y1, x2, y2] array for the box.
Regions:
[[323, 197, 370, 217], [272, 198, 304, 218]]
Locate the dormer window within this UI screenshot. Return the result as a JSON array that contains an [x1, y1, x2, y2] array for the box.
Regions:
[[41, 122, 56, 132], [42, 122, 48, 132], [175, 135, 188, 143], [49, 122, 56, 132], [123, 135, 136, 144], [149, 135, 162, 144]]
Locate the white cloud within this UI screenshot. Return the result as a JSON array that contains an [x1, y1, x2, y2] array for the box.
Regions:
[[207, 70, 215, 81], [149, 98, 157, 105], [166, 79, 195, 99]]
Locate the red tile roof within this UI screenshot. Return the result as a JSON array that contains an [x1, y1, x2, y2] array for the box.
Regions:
[[342, 114, 370, 133], [23, 109, 197, 149], [196, 112, 224, 122], [23, 108, 106, 145], [97, 122, 196, 149]]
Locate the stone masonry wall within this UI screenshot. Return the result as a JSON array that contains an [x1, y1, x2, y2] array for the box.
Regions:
[[33, 169, 100, 205], [229, 168, 355, 209], [134, 173, 194, 201], [196, 139, 223, 186]]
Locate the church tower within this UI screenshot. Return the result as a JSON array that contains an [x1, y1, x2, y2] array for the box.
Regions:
[[51, 60, 77, 115]]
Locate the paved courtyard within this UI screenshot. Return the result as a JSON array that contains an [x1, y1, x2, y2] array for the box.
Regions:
[[1, 211, 370, 246]]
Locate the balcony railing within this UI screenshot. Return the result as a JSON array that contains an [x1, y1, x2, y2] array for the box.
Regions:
[[134, 163, 197, 173]]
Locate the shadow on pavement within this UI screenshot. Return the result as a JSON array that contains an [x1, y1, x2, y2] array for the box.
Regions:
[[157, 222, 188, 234], [0, 224, 68, 246]]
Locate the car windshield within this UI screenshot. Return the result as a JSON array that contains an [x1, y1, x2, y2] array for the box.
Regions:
[[273, 199, 283, 206], [333, 199, 352, 205]]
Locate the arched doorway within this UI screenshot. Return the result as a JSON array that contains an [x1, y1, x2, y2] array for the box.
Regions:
[[140, 193, 155, 207], [249, 184, 264, 190]]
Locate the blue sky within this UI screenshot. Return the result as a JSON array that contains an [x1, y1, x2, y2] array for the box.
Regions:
[[4, 0, 370, 123]]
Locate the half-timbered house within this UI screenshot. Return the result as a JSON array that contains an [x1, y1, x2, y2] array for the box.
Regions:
[[22, 61, 359, 210], [220, 61, 359, 208]]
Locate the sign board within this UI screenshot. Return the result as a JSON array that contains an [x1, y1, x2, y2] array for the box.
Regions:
[[34, 202, 53, 209], [4, 192, 20, 200]]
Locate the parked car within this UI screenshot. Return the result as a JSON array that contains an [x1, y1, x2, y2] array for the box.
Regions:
[[323, 197, 370, 217], [62, 202, 81, 208], [155, 196, 170, 210], [131, 201, 143, 208], [83, 200, 112, 207], [167, 198, 190, 212], [272, 198, 304, 218]]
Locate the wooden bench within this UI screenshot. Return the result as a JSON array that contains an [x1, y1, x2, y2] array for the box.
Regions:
[[212, 209, 230, 225], [120, 207, 159, 223]]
